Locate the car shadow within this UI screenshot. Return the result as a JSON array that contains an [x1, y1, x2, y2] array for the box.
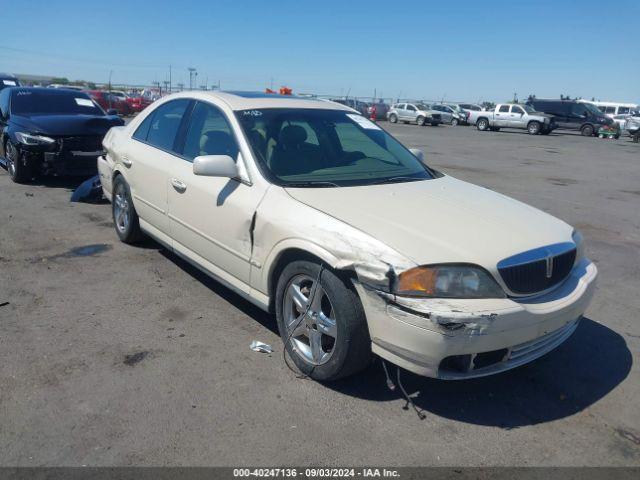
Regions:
[[158, 248, 278, 335], [29, 174, 96, 190], [326, 318, 631, 428]]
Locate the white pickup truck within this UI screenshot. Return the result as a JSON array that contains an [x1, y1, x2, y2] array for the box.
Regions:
[[468, 104, 556, 135]]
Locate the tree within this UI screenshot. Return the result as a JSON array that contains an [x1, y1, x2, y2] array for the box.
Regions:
[[51, 77, 69, 85]]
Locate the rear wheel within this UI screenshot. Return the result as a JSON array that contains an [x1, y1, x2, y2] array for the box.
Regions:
[[476, 118, 490, 131], [275, 260, 371, 381], [388, 113, 397, 123], [581, 124, 594, 136], [5, 140, 32, 184], [527, 121, 541, 135], [112, 175, 144, 244]]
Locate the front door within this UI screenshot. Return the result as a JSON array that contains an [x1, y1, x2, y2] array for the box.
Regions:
[[167, 101, 265, 286]]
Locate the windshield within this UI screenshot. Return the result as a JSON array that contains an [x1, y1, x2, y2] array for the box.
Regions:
[[236, 108, 434, 187], [11, 89, 104, 116], [416, 104, 431, 110], [523, 105, 536, 113], [583, 103, 603, 116]]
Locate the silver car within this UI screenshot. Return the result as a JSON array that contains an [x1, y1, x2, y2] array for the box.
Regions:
[[387, 103, 442, 126], [432, 104, 466, 126]]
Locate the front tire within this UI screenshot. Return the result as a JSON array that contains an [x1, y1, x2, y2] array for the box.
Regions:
[[451, 118, 459, 126], [5, 141, 33, 184], [388, 113, 397, 124], [112, 175, 144, 244], [527, 121, 541, 135], [275, 260, 371, 381], [581, 124, 594, 136], [416, 116, 425, 126]]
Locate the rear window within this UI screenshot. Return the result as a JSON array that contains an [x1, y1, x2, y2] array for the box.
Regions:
[[11, 89, 104, 116]]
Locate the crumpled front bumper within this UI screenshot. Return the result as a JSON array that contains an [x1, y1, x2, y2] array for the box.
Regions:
[[355, 258, 597, 379]]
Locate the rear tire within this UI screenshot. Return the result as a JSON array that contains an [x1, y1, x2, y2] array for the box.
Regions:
[[388, 113, 397, 124], [275, 260, 372, 381], [112, 175, 144, 244], [5, 140, 33, 184], [581, 124, 594, 136], [527, 121, 541, 135], [476, 118, 490, 131]]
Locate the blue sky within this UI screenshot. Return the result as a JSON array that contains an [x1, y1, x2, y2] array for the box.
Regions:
[[2, 0, 639, 102]]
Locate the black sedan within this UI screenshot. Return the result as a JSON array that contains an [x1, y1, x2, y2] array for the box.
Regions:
[[0, 87, 124, 183]]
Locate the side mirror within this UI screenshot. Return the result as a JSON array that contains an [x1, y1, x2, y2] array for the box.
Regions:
[[193, 154, 238, 178], [409, 148, 424, 163], [107, 109, 118, 116]]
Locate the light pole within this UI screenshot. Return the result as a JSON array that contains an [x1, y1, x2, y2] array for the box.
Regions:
[[188, 67, 196, 90]]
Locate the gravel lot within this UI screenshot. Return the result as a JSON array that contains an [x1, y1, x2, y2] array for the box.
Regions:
[[1, 124, 639, 467]]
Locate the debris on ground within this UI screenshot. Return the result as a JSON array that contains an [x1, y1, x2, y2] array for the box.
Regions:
[[123, 351, 150, 366], [70, 175, 103, 203], [0, 302, 9, 308], [250, 340, 274, 354]]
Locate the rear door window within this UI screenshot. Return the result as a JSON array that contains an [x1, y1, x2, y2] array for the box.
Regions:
[[145, 99, 191, 153], [618, 107, 630, 114]]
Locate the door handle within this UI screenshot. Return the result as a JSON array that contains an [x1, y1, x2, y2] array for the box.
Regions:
[[171, 178, 187, 193], [121, 156, 132, 168]]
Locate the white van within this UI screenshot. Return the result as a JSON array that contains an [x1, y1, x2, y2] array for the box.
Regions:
[[580, 100, 639, 119]]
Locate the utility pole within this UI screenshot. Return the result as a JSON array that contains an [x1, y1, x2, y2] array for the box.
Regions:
[[188, 67, 196, 90], [169, 65, 172, 93], [108, 70, 113, 109]]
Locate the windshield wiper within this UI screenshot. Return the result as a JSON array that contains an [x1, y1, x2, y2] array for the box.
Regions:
[[285, 181, 341, 188], [367, 176, 427, 185]]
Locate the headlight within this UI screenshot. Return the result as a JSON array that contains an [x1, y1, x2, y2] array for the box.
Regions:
[[396, 264, 505, 298], [15, 132, 56, 146], [572, 229, 584, 262]]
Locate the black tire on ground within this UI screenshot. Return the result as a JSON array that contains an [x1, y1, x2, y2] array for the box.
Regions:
[[581, 124, 594, 136], [451, 118, 459, 126], [431, 122, 438, 127], [416, 116, 425, 126], [388, 113, 397, 123], [275, 260, 372, 381], [112, 175, 144, 244], [4, 140, 33, 184], [527, 121, 541, 135], [476, 118, 490, 131]]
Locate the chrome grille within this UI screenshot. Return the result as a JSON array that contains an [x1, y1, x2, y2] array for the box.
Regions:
[[498, 243, 576, 295]]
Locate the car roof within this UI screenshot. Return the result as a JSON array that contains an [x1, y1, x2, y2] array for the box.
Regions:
[[161, 90, 355, 112]]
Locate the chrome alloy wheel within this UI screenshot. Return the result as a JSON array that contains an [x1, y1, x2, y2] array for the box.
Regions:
[[5, 141, 17, 178], [113, 183, 130, 234], [283, 274, 337, 366]]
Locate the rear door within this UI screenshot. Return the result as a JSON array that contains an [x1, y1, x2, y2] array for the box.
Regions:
[[125, 98, 191, 237], [167, 100, 266, 286], [495, 105, 510, 126]]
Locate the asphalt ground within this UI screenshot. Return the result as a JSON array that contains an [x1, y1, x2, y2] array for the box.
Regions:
[[0, 122, 639, 466]]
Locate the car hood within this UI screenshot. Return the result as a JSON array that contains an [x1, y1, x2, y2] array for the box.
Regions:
[[11, 114, 124, 136], [285, 175, 574, 271]]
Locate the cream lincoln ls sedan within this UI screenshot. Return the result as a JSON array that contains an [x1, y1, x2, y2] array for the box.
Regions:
[[98, 91, 597, 381]]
